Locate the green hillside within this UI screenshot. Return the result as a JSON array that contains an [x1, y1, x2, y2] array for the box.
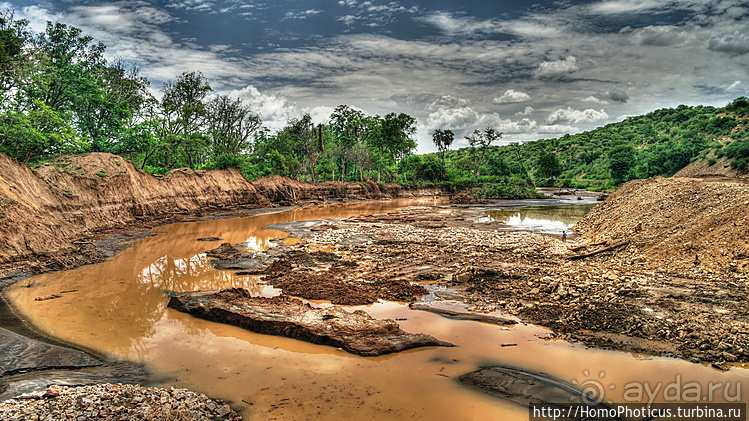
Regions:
[[431, 97, 749, 191]]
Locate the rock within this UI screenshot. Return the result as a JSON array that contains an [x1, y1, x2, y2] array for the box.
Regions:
[[205, 243, 250, 260], [459, 366, 620, 420], [196, 237, 223, 242], [168, 288, 453, 356]]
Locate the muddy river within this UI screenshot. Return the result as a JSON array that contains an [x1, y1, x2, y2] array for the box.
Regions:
[[5, 198, 748, 420]]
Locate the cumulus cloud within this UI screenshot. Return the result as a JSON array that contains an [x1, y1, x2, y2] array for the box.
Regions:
[[708, 31, 749, 55], [534, 56, 579, 79], [230, 85, 299, 131], [546, 107, 609, 125], [493, 89, 531, 104]]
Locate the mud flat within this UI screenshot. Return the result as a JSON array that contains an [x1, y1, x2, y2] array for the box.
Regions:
[[167, 288, 453, 356]]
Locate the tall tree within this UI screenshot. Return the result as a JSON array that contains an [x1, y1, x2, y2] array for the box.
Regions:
[[205, 95, 262, 157], [77, 59, 150, 152], [329, 104, 365, 181], [432, 128, 454, 181], [466, 127, 502, 178], [156, 71, 212, 169], [285, 113, 318, 182], [0, 10, 29, 95]]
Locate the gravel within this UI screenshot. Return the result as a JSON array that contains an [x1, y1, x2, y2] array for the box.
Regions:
[[0, 384, 241, 421]]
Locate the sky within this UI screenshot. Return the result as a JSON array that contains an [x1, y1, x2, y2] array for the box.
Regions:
[[4, 0, 748, 152]]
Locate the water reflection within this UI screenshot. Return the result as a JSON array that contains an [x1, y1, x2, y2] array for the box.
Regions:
[[487, 203, 597, 233], [5, 198, 444, 360]]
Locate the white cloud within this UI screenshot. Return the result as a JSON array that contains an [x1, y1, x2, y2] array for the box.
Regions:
[[516, 106, 534, 116], [337, 15, 358, 25], [586, 0, 670, 15], [417, 11, 499, 36], [284, 9, 322, 20], [547, 107, 609, 125], [493, 89, 531, 104], [582, 96, 609, 105], [632, 25, 688, 46], [303, 105, 337, 125], [726, 80, 742, 91], [582, 89, 630, 104], [537, 124, 579, 134], [534, 56, 579, 79], [230, 85, 299, 131]]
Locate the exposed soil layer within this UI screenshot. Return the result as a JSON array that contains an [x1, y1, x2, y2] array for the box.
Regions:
[[241, 181, 748, 362], [167, 288, 453, 356], [0, 152, 439, 276]]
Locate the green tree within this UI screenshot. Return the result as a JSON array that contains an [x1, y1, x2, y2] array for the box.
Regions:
[[329, 104, 365, 181], [156, 71, 212, 169], [535, 152, 562, 183], [608, 143, 636, 184], [205, 95, 262, 157], [0, 100, 80, 163], [466, 127, 501, 178], [0, 10, 30, 95], [432, 128, 454, 181]]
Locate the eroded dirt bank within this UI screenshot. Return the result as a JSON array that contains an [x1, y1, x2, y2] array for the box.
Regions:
[[0, 152, 439, 276], [220, 176, 748, 363]]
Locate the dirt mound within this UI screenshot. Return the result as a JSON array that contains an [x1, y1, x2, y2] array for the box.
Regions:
[[573, 176, 749, 279], [673, 156, 746, 178], [0, 153, 440, 269]]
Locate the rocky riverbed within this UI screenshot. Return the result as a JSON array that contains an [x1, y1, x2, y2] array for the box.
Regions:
[[216, 202, 748, 364]]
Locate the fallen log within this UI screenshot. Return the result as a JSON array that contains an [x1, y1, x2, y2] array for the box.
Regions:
[[567, 241, 630, 260], [168, 288, 453, 356]]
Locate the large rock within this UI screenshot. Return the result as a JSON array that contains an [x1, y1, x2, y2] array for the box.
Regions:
[[167, 288, 453, 356], [460, 366, 621, 420]]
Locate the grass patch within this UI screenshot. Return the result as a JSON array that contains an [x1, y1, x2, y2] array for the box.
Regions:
[[95, 170, 108, 178]]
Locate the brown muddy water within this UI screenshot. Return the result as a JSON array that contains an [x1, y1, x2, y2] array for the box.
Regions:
[[5, 199, 748, 420]]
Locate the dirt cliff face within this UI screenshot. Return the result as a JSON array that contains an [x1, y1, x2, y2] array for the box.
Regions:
[[0, 153, 440, 267]]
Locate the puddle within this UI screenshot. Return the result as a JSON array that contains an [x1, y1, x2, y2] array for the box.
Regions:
[[4, 198, 748, 419], [486, 203, 597, 234]]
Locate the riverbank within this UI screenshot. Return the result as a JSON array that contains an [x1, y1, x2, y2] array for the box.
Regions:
[[0, 152, 441, 278]]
